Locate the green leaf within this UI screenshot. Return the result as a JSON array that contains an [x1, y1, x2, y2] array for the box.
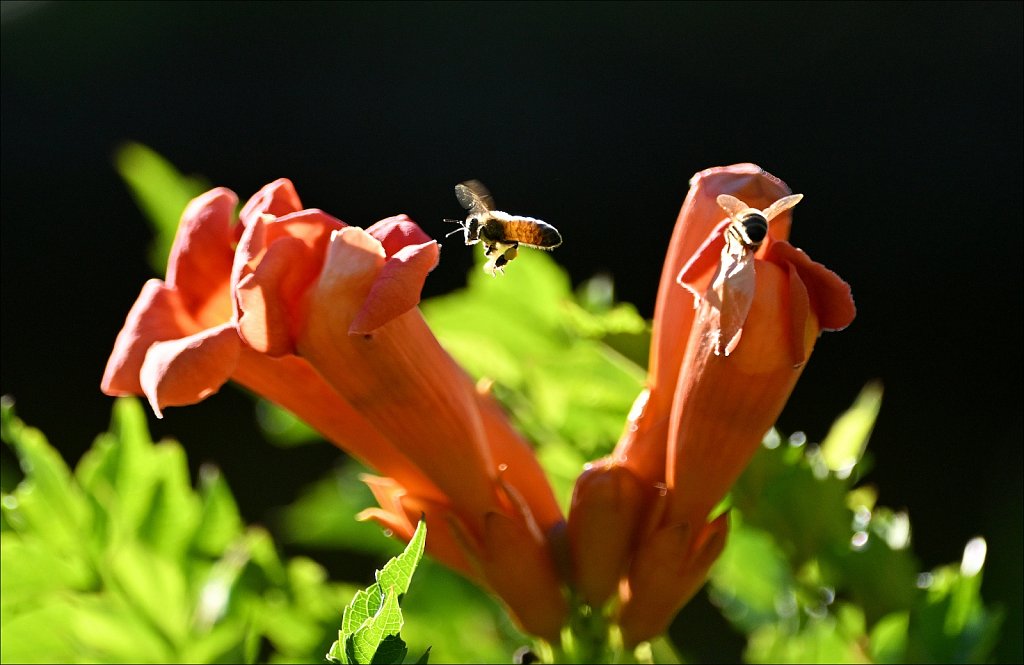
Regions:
[[254, 399, 323, 448], [376, 518, 426, 600], [329, 520, 427, 664], [820, 381, 882, 478], [1, 397, 92, 559], [713, 387, 1000, 664], [709, 516, 795, 632], [2, 397, 355, 663], [113, 141, 208, 274], [350, 589, 404, 663], [902, 541, 1003, 664], [192, 463, 244, 556]]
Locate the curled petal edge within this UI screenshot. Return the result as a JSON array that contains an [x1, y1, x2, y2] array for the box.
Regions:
[[140, 322, 242, 417], [101, 280, 196, 397], [349, 240, 440, 335]]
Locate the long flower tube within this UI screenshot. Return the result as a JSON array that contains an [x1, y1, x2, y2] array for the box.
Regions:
[[104, 169, 854, 650], [568, 165, 855, 645], [101, 180, 566, 639]]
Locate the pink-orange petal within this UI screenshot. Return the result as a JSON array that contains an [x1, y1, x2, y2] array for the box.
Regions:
[[349, 240, 440, 335], [265, 208, 347, 249], [139, 322, 242, 417], [101, 280, 197, 396], [677, 218, 731, 300], [766, 240, 856, 331], [235, 236, 313, 356], [366, 215, 434, 257], [566, 458, 646, 606], [230, 349, 447, 503], [619, 513, 728, 646], [239, 178, 303, 227], [165, 188, 238, 326], [477, 388, 565, 534], [785, 260, 813, 367]]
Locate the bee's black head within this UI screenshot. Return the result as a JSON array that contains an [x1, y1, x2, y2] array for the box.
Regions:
[[444, 217, 481, 242]]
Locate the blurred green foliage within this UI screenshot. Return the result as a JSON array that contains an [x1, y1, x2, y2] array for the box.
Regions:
[[704, 387, 1001, 664], [1, 397, 353, 663], [113, 142, 208, 274]]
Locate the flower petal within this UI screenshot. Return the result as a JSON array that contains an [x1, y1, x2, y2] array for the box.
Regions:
[[349, 240, 440, 335], [477, 388, 565, 534], [567, 458, 646, 605], [623, 165, 795, 487], [238, 178, 303, 227], [101, 280, 197, 396], [619, 513, 728, 646], [235, 238, 306, 356], [766, 240, 856, 332], [165, 188, 238, 327], [677, 217, 731, 301], [230, 348, 446, 502], [667, 260, 808, 525], [367, 215, 435, 257], [140, 322, 241, 417], [359, 475, 478, 579], [475, 511, 568, 642]]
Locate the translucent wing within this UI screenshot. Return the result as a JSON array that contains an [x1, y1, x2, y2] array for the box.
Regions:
[[762, 194, 803, 221], [706, 249, 756, 356], [716, 194, 750, 220], [455, 180, 495, 215]]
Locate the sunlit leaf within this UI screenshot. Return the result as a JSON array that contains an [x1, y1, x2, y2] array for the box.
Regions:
[[820, 382, 882, 478], [1, 397, 353, 663], [328, 521, 427, 664], [113, 142, 209, 274]]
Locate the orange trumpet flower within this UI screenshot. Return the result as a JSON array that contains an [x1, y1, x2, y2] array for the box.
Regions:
[[101, 179, 566, 639], [568, 165, 855, 645]]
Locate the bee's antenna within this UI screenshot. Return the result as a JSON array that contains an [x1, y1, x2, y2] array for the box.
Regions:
[[443, 219, 467, 237]]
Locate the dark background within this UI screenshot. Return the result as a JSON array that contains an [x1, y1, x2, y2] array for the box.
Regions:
[[2, 2, 1020, 661]]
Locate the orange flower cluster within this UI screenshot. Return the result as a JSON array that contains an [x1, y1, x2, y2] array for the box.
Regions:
[[102, 165, 854, 644]]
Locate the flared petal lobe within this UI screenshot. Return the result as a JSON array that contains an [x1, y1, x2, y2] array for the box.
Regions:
[[164, 188, 238, 327], [101, 280, 200, 397]]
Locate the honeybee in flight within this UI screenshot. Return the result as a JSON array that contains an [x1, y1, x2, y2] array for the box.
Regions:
[[444, 179, 562, 275], [708, 192, 803, 356]]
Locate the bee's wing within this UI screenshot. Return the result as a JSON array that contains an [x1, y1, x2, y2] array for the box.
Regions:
[[706, 248, 756, 357], [762, 194, 804, 222], [455, 180, 495, 214], [716, 194, 750, 220]]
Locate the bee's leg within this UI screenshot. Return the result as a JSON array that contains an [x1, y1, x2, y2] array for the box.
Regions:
[[503, 242, 519, 263]]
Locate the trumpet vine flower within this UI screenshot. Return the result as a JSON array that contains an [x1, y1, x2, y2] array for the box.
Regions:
[[568, 164, 855, 645], [103, 165, 853, 652], [101, 179, 566, 639]]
